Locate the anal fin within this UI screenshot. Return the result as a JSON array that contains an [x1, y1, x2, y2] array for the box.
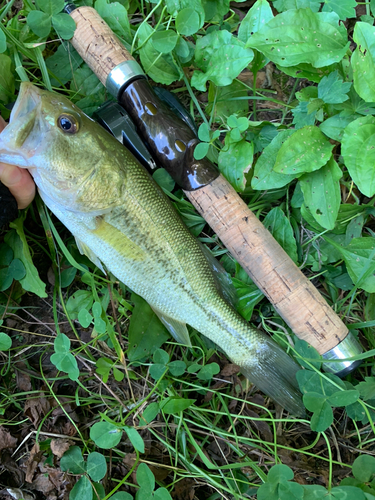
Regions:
[[151, 307, 192, 347], [75, 237, 105, 272]]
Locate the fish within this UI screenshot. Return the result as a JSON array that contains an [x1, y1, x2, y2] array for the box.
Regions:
[[0, 82, 305, 415]]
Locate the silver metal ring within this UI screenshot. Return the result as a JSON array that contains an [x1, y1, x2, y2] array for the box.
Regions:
[[322, 332, 363, 377], [106, 61, 145, 99]]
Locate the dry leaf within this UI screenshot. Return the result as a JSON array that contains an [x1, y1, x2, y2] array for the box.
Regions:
[[50, 439, 73, 459], [0, 427, 17, 451]]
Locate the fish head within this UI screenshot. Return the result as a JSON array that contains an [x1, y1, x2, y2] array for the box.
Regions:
[[0, 82, 110, 209]]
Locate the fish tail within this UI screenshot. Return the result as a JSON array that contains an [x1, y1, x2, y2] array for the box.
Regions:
[[239, 335, 305, 416]]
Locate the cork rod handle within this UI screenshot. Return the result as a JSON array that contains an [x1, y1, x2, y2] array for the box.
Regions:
[[186, 176, 349, 354], [69, 6, 350, 355], [70, 7, 135, 86]]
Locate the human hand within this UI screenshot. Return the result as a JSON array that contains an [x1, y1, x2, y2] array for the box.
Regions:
[[0, 115, 35, 209]]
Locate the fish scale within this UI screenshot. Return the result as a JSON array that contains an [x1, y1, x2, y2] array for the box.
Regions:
[[0, 82, 305, 415]]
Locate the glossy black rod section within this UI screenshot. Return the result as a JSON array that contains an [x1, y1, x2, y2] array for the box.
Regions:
[[119, 79, 219, 191]]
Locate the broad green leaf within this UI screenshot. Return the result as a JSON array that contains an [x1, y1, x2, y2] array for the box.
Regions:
[[292, 101, 317, 129], [50, 334, 79, 380], [329, 486, 367, 500], [324, 236, 375, 292], [352, 455, 375, 483], [0, 332, 12, 351], [165, 0, 205, 24], [124, 426, 145, 453], [72, 65, 103, 96], [139, 402, 160, 426], [136, 463, 155, 493], [153, 169, 175, 192], [319, 114, 358, 141], [38, 0, 64, 15], [263, 207, 298, 263], [78, 308, 93, 328], [246, 9, 349, 68], [352, 23, 375, 102], [194, 142, 209, 160], [110, 492, 133, 500], [0, 243, 13, 267], [52, 12, 76, 40], [310, 399, 333, 432], [66, 290, 94, 320], [303, 392, 327, 413], [299, 157, 342, 230], [294, 339, 322, 370], [192, 30, 254, 91], [138, 23, 182, 85], [8, 259, 26, 281], [238, 0, 274, 43], [322, 0, 357, 20], [168, 360, 186, 376], [127, 294, 170, 361], [60, 266, 77, 288], [0, 55, 15, 105], [296, 369, 345, 396], [90, 421, 123, 449], [60, 446, 86, 474], [176, 8, 202, 36], [70, 476, 92, 500], [86, 452, 107, 481], [274, 126, 333, 175], [201, 0, 230, 22], [327, 390, 359, 407], [252, 129, 296, 189], [46, 44, 83, 87], [94, 0, 131, 41], [161, 397, 195, 414], [0, 31, 6, 53], [197, 362, 220, 380], [207, 81, 249, 122], [342, 115, 375, 197], [357, 377, 375, 400], [152, 30, 178, 54], [0, 267, 14, 291], [218, 138, 254, 192], [303, 485, 329, 500], [258, 464, 304, 500], [154, 488, 173, 500], [346, 401, 368, 422], [96, 357, 113, 383], [232, 279, 264, 321], [278, 62, 335, 82], [273, 0, 321, 12], [27, 10, 51, 38], [6, 218, 47, 298], [318, 70, 351, 103]]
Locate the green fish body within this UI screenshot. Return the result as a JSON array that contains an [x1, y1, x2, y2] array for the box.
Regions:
[[0, 83, 304, 415]]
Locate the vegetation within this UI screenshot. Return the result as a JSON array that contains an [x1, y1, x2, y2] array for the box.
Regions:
[[1, 0, 375, 499]]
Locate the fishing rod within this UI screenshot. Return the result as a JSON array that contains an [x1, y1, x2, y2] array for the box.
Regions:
[[2, 2, 362, 375], [63, 4, 364, 376]]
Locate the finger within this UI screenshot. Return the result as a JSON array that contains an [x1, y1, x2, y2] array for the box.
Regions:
[[0, 163, 36, 209]]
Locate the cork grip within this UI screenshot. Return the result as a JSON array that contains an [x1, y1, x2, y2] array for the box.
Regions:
[[70, 7, 135, 87], [186, 175, 349, 354]]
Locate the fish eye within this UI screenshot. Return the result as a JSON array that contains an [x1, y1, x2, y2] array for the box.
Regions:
[[57, 114, 79, 134]]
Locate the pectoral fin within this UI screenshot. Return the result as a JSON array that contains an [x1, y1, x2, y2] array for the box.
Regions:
[[151, 307, 192, 347], [93, 218, 146, 261]]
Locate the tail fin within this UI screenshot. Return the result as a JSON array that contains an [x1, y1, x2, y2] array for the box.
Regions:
[[240, 336, 305, 417]]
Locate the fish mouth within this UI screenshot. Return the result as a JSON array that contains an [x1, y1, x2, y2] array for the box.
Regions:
[[9, 82, 43, 124], [0, 82, 43, 167]]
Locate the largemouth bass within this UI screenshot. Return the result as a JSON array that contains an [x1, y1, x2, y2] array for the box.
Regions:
[[0, 83, 304, 415]]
